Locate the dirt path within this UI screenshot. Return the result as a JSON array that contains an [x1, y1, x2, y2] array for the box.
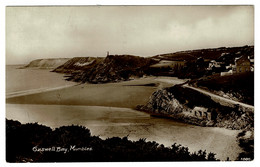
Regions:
[[183, 84, 254, 110], [157, 78, 254, 110]]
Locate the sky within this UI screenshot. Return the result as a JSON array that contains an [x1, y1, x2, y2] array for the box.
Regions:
[[6, 6, 254, 65]]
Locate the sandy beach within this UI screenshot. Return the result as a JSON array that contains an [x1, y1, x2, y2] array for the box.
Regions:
[[6, 77, 177, 108], [5, 66, 242, 160]]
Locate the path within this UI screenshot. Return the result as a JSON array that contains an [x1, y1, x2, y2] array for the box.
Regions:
[[183, 84, 254, 110], [157, 78, 254, 110]]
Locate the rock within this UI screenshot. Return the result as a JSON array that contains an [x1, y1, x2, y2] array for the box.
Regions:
[[137, 85, 253, 130], [53, 55, 157, 83]]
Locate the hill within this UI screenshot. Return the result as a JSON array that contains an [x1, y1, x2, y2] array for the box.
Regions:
[[22, 58, 70, 69], [53, 55, 158, 83], [27, 45, 254, 82], [53, 57, 105, 74], [189, 72, 254, 105], [153, 45, 254, 61]]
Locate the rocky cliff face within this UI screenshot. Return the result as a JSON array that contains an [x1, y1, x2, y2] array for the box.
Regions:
[[137, 85, 253, 130], [23, 58, 70, 69], [53, 55, 157, 83], [137, 89, 188, 116]]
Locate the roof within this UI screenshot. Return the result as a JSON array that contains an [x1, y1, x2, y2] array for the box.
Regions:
[[235, 55, 250, 65]]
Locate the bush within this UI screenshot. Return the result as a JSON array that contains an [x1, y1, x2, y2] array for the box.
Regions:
[[6, 119, 218, 162]]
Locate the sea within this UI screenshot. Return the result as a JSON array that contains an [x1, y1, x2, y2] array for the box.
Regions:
[[5, 65, 242, 160]]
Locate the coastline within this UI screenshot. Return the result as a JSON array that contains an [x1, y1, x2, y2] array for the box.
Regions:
[[6, 84, 78, 99], [6, 77, 176, 108], [6, 105, 242, 161], [5, 74, 246, 160]]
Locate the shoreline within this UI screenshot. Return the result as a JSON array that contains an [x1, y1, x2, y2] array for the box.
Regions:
[[5, 74, 247, 160], [6, 84, 78, 99], [6, 76, 178, 108], [6, 75, 251, 131], [6, 119, 221, 162], [6, 104, 242, 161]]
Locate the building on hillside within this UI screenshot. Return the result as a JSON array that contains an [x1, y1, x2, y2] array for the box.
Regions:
[[249, 57, 254, 72], [220, 55, 253, 76], [207, 60, 225, 70], [207, 60, 225, 74], [234, 55, 251, 73], [190, 106, 211, 120]]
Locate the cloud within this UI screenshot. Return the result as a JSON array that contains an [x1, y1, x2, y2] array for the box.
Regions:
[[6, 6, 254, 64]]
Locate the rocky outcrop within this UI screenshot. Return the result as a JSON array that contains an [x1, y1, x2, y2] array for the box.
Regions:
[[53, 55, 157, 83], [137, 89, 188, 116], [137, 85, 254, 130], [22, 58, 70, 69]]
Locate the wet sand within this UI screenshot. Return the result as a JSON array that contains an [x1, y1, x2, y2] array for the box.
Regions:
[[6, 104, 242, 160], [6, 66, 242, 160], [6, 77, 177, 108]]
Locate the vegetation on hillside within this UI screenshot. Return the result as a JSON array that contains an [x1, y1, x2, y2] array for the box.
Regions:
[[6, 119, 218, 162], [153, 45, 253, 61], [51, 45, 254, 82], [22, 58, 70, 69], [138, 85, 254, 130], [153, 45, 253, 79], [53, 57, 104, 74], [189, 72, 254, 105], [167, 85, 254, 130], [236, 130, 254, 161], [53, 55, 158, 83]]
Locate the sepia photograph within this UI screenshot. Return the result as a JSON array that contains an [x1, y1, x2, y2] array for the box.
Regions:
[[5, 5, 254, 162]]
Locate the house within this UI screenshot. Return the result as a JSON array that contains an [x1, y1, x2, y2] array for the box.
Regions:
[[191, 106, 211, 120], [220, 70, 233, 76], [234, 55, 251, 73], [207, 60, 224, 70], [221, 55, 253, 76], [207, 60, 225, 73], [220, 64, 236, 76], [249, 57, 254, 72]]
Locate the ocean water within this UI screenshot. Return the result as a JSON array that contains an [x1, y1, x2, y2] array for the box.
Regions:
[[6, 65, 75, 97], [5, 65, 242, 160]]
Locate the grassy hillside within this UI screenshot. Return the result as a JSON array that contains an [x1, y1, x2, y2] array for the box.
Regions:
[[53, 57, 104, 73], [49, 45, 254, 82], [23, 58, 70, 69], [189, 72, 254, 105], [53, 55, 158, 83], [153, 45, 254, 61]]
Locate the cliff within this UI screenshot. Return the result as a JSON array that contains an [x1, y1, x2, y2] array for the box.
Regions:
[[50, 45, 254, 82], [23, 58, 70, 69], [53, 55, 157, 83], [53, 57, 104, 74], [137, 85, 253, 130]]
